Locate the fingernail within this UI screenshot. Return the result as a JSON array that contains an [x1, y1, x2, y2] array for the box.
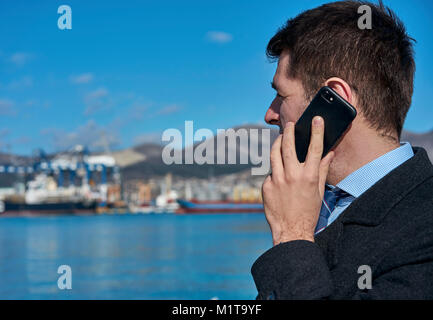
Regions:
[[313, 116, 323, 126]]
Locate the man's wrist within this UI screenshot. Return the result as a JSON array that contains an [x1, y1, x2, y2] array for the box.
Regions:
[[274, 231, 315, 245]]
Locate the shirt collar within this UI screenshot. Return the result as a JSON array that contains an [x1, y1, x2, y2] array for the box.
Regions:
[[335, 142, 414, 198]]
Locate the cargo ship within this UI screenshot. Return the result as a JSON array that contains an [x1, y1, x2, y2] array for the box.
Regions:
[[1, 199, 98, 215], [176, 199, 264, 214], [0, 146, 121, 215], [0, 174, 99, 215]]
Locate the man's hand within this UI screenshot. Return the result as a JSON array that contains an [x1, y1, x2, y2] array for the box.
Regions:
[[262, 116, 334, 246]]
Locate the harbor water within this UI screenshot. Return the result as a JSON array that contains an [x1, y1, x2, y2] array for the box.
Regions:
[[0, 213, 271, 299]]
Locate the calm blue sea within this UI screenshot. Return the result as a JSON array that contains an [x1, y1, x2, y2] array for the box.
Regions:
[[0, 213, 272, 300]]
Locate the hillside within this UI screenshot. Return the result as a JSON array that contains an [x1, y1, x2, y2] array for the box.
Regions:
[[120, 124, 276, 180]]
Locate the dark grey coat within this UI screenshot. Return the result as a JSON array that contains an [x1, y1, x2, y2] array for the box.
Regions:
[[251, 147, 433, 299]]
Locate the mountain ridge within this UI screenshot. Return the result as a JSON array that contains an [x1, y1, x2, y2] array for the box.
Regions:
[[119, 126, 433, 180]]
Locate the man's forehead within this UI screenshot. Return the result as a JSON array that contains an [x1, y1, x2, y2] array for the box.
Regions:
[[277, 51, 290, 71], [274, 52, 291, 83], [273, 55, 290, 90]]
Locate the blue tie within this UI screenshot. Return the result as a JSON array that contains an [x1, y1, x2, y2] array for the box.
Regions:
[[315, 186, 350, 234]]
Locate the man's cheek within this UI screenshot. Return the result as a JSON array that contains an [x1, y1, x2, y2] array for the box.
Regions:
[[282, 102, 305, 124], [279, 104, 292, 125]]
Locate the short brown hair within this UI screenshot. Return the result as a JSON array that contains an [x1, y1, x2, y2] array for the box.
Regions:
[[267, 0, 415, 138]]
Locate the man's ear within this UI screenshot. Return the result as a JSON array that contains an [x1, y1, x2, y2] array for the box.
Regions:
[[324, 77, 355, 107]]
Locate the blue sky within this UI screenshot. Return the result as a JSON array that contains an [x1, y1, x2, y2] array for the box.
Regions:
[[0, 0, 432, 155]]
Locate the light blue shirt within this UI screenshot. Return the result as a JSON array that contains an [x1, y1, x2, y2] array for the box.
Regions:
[[325, 142, 414, 228]]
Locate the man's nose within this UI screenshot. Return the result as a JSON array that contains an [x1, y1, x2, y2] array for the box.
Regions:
[[265, 98, 281, 126]]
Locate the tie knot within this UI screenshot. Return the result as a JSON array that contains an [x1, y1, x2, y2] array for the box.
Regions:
[[326, 186, 348, 197], [316, 186, 353, 234], [324, 187, 350, 212]]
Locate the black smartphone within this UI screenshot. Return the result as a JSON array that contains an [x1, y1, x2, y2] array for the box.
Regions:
[[294, 86, 357, 162]]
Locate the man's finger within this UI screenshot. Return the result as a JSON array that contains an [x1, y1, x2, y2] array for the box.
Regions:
[[305, 116, 325, 169], [281, 122, 298, 171], [270, 134, 284, 179]]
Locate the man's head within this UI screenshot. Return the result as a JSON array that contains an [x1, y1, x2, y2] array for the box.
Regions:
[[265, 0, 415, 142]]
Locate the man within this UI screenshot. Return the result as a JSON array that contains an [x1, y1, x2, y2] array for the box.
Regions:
[[251, 0, 433, 299]]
